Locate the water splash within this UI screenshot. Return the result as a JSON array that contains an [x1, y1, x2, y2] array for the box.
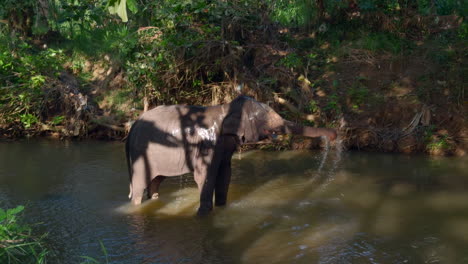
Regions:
[[317, 136, 330, 173], [313, 136, 344, 190]]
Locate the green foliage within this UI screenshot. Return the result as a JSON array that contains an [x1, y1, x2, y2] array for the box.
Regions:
[[268, 0, 347, 28], [269, 0, 465, 31], [0, 0, 36, 35], [0, 0, 465, 142], [458, 22, 468, 39], [356, 33, 410, 54], [50, 115, 65, 125], [348, 83, 370, 110], [19, 114, 39, 129], [0, 35, 65, 127], [424, 125, 451, 152], [308, 100, 319, 113], [359, 0, 465, 15], [324, 94, 341, 114], [0, 206, 50, 264], [122, 0, 264, 105], [268, 0, 312, 27], [277, 53, 303, 69], [426, 134, 450, 151]]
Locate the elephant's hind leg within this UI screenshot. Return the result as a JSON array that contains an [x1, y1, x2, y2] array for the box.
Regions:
[[131, 187, 144, 205], [148, 176, 166, 199]]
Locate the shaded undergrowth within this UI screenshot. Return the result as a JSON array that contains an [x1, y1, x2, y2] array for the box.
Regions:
[[0, 0, 466, 155]]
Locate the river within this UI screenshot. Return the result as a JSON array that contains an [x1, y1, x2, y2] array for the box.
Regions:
[[0, 140, 467, 263]]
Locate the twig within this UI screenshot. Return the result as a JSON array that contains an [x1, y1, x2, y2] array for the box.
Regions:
[[91, 120, 126, 132]]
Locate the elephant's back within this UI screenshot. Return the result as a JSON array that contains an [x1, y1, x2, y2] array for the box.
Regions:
[[140, 105, 185, 122]]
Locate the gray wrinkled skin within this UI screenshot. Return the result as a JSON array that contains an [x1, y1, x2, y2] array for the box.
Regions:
[[125, 96, 337, 215]]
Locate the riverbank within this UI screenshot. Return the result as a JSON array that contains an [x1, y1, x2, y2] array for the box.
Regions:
[[0, 2, 466, 156]]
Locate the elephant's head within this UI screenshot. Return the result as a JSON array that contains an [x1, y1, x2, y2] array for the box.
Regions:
[[222, 96, 337, 144]]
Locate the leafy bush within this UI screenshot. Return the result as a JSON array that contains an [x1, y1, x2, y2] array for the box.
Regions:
[[277, 53, 303, 69], [348, 84, 370, 110], [123, 0, 263, 105], [0, 35, 66, 128]]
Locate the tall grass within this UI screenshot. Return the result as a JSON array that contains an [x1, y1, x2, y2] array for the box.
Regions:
[[0, 206, 50, 264], [80, 240, 109, 264]]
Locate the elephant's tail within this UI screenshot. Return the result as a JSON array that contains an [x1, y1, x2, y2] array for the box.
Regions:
[[125, 124, 134, 200]]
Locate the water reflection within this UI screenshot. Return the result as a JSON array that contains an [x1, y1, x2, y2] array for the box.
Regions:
[[0, 140, 467, 263]]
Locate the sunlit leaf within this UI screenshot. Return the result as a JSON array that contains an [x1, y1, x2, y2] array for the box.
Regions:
[[108, 0, 128, 22], [7, 205, 24, 216]]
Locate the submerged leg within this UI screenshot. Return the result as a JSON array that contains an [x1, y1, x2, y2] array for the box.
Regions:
[[131, 185, 144, 205], [194, 167, 216, 215], [215, 136, 236, 206], [148, 176, 166, 199], [215, 163, 231, 206]]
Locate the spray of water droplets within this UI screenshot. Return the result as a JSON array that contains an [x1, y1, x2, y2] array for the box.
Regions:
[[312, 136, 344, 190]]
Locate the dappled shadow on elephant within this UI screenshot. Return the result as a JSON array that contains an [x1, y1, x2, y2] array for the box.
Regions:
[[125, 120, 181, 203], [125, 96, 337, 215]]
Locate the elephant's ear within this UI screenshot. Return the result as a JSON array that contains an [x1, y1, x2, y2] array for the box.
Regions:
[[221, 96, 259, 145]]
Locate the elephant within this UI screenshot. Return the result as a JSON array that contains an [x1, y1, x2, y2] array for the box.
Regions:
[[125, 96, 337, 215]]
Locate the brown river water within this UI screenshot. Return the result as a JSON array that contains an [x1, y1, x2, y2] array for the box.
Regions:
[[0, 140, 467, 264]]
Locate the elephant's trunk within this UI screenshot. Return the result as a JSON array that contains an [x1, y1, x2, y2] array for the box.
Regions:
[[283, 120, 337, 141]]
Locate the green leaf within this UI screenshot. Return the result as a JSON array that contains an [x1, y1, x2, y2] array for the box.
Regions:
[[51, 115, 65, 125], [127, 0, 138, 14], [99, 240, 109, 264], [0, 208, 6, 221], [108, 0, 129, 22], [7, 205, 24, 216], [20, 114, 39, 129]]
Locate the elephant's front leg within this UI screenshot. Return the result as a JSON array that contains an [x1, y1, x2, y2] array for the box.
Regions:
[[215, 136, 236, 206], [215, 158, 231, 207], [194, 149, 221, 215], [194, 167, 216, 215]]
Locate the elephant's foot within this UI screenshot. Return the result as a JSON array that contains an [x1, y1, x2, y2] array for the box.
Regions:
[[197, 207, 212, 216], [215, 192, 228, 207], [151, 193, 159, 200], [197, 204, 213, 216], [215, 199, 227, 207], [132, 196, 143, 205]]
